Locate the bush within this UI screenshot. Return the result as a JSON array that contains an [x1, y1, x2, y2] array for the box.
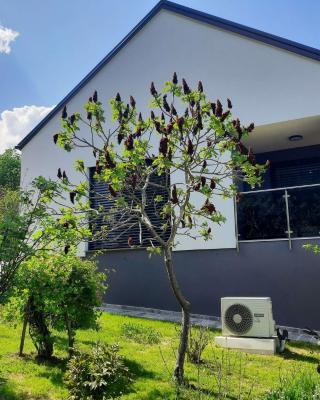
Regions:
[[265, 370, 320, 400], [121, 322, 161, 345], [4, 253, 107, 357], [65, 342, 130, 400], [187, 326, 210, 364]]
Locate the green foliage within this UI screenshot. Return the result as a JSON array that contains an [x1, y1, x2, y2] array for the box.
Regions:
[[0, 149, 21, 190], [0, 176, 91, 301], [121, 322, 161, 345], [265, 370, 320, 399], [65, 342, 131, 400], [304, 243, 320, 254], [5, 253, 107, 355], [54, 75, 266, 249]]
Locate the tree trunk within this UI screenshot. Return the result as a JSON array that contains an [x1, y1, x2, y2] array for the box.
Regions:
[[65, 317, 75, 358], [19, 312, 28, 357], [19, 297, 32, 356], [164, 246, 191, 384], [28, 297, 53, 359]]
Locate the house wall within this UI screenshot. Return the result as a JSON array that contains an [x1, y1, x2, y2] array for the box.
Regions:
[[21, 9, 320, 254], [96, 238, 320, 329]]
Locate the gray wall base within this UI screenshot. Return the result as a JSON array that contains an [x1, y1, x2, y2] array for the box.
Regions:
[[92, 238, 320, 330]]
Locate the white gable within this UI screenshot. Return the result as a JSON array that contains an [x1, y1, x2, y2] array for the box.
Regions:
[[20, 8, 320, 253]]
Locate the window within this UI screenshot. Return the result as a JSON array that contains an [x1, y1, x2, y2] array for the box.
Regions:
[[271, 158, 320, 188], [88, 167, 170, 250]]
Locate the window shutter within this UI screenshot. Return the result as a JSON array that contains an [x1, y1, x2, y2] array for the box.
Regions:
[[272, 158, 320, 188], [88, 168, 170, 250]]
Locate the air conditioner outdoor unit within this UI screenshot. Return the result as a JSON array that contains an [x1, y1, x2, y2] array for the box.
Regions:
[[221, 297, 276, 338]]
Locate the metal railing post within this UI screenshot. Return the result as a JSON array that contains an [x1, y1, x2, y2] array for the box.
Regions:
[[233, 196, 240, 253], [283, 189, 292, 250]]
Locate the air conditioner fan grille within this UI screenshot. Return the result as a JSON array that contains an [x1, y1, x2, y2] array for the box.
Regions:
[[224, 303, 253, 334]]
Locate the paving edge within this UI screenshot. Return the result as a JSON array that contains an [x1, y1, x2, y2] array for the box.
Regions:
[[100, 303, 320, 345]]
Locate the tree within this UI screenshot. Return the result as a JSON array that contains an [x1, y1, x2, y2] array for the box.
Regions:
[[53, 74, 266, 383], [0, 177, 90, 302], [0, 149, 21, 190], [5, 253, 107, 358]]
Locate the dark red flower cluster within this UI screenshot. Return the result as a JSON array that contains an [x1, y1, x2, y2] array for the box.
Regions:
[[172, 72, 178, 85], [96, 161, 102, 175], [124, 134, 134, 150], [70, 191, 76, 204], [159, 136, 168, 156], [171, 184, 179, 204], [105, 149, 116, 169], [150, 82, 158, 97], [130, 95, 136, 108], [109, 184, 117, 197], [62, 105, 67, 119], [202, 199, 216, 214], [182, 78, 191, 95], [187, 139, 194, 156]]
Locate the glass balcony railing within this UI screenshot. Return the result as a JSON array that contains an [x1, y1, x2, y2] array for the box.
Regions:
[[236, 183, 320, 246]]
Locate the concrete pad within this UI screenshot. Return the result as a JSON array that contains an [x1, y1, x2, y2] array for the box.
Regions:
[[215, 335, 278, 355]]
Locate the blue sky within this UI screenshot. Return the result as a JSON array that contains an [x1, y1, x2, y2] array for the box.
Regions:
[[1, 0, 320, 151]]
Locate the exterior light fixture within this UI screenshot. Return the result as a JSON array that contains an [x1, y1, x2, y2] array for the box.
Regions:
[[288, 134, 303, 142]]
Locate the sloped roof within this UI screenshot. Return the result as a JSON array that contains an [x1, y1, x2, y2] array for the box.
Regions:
[[16, 0, 320, 150]]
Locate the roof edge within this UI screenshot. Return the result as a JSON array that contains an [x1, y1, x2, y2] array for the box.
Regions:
[[17, 0, 320, 150], [163, 1, 320, 61], [16, 0, 166, 150]]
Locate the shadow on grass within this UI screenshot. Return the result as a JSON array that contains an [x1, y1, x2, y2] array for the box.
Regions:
[[0, 377, 50, 400], [35, 356, 68, 387], [175, 382, 239, 400], [280, 348, 319, 364], [125, 358, 156, 380], [289, 340, 320, 352], [54, 335, 96, 352], [18, 353, 68, 388], [104, 358, 157, 398], [138, 388, 173, 400]]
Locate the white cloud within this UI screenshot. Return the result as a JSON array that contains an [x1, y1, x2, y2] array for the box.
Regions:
[[0, 25, 19, 54], [0, 105, 54, 153]]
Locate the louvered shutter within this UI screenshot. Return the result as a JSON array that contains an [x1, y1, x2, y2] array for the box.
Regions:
[[272, 158, 320, 188], [88, 168, 170, 250]]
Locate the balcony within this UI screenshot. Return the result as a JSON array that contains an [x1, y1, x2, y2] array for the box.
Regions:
[[236, 183, 320, 248]]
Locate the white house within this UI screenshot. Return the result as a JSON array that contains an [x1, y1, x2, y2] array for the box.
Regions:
[[17, 1, 320, 329]]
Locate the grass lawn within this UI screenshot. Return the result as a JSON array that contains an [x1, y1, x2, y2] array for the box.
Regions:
[[0, 312, 319, 399]]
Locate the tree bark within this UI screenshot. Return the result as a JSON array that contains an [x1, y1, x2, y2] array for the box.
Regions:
[[65, 317, 75, 358], [19, 305, 29, 357], [19, 297, 32, 356], [164, 246, 191, 384], [28, 297, 53, 359]]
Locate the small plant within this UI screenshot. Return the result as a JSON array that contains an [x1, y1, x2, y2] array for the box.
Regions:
[[121, 322, 161, 345], [65, 342, 130, 400], [187, 326, 210, 364], [265, 369, 320, 400]]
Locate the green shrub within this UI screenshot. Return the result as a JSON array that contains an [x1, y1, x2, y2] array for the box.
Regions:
[[4, 253, 107, 357], [265, 370, 320, 400], [65, 342, 130, 400], [187, 326, 210, 364], [121, 322, 161, 345]]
